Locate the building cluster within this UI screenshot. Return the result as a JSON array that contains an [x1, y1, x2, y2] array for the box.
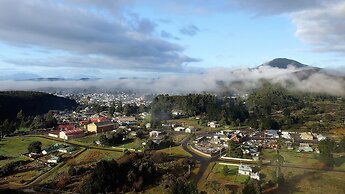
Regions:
[[192, 128, 328, 160], [74, 92, 150, 107]]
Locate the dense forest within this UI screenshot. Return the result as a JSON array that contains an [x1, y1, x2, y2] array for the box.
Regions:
[[150, 94, 249, 127], [149, 83, 345, 131], [0, 91, 77, 122]]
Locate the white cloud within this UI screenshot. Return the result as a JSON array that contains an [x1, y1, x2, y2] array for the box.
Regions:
[[1, 66, 344, 96], [293, 1, 345, 54], [0, 0, 198, 72]]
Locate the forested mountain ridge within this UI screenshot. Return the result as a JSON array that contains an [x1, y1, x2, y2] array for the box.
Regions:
[[0, 91, 77, 122]]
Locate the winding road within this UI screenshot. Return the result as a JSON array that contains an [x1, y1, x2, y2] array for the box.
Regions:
[[180, 135, 219, 184]]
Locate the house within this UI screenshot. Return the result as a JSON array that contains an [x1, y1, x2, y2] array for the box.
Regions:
[[149, 130, 161, 138], [42, 144, 64, 155], [238, 164, 260, 180], [28, 152, 40, 159], [79, 120, 90, 128], [59, 129, 85, 140], [174, 127, 185, 132], [145, 123, 151, 129], [317, 134, 327, 141], [90, 116, 109, 123], [265, 130, 279, 138], [172, 110, 183, 117], [297, 143, 313, 152], [48, 131, 59, 138], [208, 121, 220, 128], [47, 156, 61, 164], [56, 123, 76, 131], [58, 146, 76, 153], [300, 132, 313, 141], [117, 116, 136, 124], [185, 126, 197, 133], [193, 136, 207, 144], [281, 131, 292, 140], [87, 121, 115, 133]]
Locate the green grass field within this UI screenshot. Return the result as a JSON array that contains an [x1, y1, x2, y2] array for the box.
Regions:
[[0, 136, 60, 167], [41, 148, 123, 184], [273, 166, 345, 194], [157, 146, 192, 157], [200, 163, 247, 193], [75, 134, 99, 145]]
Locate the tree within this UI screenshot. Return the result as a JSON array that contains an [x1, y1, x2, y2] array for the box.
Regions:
[[243, 179, 261, 194], [44, 110, 57, 128], [138, 104, 147, 113], [116, 101, 123, 113], [222, 165, 230, 176], [272, 151, 284, 183], [16, 110, 25, 127], [80, 160, 118, 194], [170, 179, 199, 194], [337, 136, 345, 152], [31, 115, 43, 129], [28, 141, 42, 154], [108, 103, 115, 116], [99, 134, 109, 145], [318, 139, 336, 167], [0, 119, 16, 139]]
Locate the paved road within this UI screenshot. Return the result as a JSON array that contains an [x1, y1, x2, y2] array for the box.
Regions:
[[27, 135, 127, 153], [181, 135, 219, 184]]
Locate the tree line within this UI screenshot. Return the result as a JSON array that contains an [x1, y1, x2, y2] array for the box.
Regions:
[[150, 94, 249, 128]]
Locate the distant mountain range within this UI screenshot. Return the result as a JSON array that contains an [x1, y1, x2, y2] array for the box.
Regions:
[[24, 77, 100, 81], [11, 58, 337, 82]]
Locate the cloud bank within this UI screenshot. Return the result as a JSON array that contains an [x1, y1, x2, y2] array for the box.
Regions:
[[0, 0, 198, 72], [1, 66, 344, 96]]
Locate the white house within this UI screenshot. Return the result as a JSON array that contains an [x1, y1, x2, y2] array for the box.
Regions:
[[238, 164, 252, 176], [47, 156, 61, 164], [238, 164, 260, 180], [281, 131, 291, 140], [208, 121, 220, 128], [185, 126, 197, 133], [265, 130, 279, 138], [149, 130, 161, 137], [145, 123, 151, 129], [174, 127, 185, 132], [317, 134, 327, 141]]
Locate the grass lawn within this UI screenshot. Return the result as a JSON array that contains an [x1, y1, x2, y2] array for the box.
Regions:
[[200, 163, 247, 193], [262, 149, 322, 168], [16, 127, 31, 132], [157, 146, 192, 157], [0, 136, 60, 167], [0, 169, 42, 185], [41, 148, 123, 184], [75, 134, 99, 145], [121, 139, 145, 150], [170, 133, 188, 144], [278, 167, 345, 194]]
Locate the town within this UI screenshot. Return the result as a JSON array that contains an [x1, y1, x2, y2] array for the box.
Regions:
[[1, 88, 344, 194]]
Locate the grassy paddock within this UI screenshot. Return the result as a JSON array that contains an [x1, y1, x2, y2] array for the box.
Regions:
[[0, 136, 59, 167], [157, 146, 192, 157]]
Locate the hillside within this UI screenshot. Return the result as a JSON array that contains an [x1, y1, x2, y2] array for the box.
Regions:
[[0, 91, 77, 122]]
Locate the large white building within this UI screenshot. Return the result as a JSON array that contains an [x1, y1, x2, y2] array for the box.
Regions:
[[238, 164, 260, 180]]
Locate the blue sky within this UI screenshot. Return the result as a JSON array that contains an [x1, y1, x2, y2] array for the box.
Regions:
[[0, 0, 344, 79]]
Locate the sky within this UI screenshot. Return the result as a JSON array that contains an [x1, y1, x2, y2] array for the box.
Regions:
[[0, 0, 344, 80]]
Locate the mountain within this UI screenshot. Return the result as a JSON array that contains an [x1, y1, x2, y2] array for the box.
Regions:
[[262, 58, 309, 69], [0, 91, 77, 122], [26, 77, 100, 81]]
